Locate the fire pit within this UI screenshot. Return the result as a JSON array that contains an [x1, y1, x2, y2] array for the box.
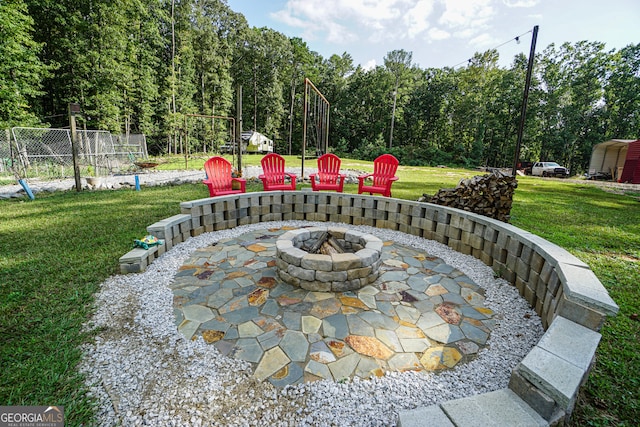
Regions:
[[275, 226, 382, 292]]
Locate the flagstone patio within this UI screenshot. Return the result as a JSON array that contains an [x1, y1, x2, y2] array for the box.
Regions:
[[172, 226, 497, 387]]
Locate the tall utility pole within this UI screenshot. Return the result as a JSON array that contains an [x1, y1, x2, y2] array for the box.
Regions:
[[512, 25, 539, 177], [236, 85, 243, 173]]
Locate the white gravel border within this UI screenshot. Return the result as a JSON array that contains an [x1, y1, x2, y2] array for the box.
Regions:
[[81, 221, 544, 426]]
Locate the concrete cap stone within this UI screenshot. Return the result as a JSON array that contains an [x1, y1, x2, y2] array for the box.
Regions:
[[519, 346, 584, 408], [537, 316, 601, 371], [441, 389, 547, 427], [556, 263, 619, 315], [397, 405, 455, 427]]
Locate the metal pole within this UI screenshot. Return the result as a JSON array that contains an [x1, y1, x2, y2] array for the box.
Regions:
[[302, 80, 309, 180], [512, 25, 539, 177], [236, 85, 243, 173], [69, 103, 82, 192], [184, 115, 188, 169]]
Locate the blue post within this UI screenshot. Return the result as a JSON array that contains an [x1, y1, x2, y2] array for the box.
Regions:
[[18, 179, 35, 200], [135, 175, 140, 191]]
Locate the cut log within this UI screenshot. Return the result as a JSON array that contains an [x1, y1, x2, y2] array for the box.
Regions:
[[308, 231, 329, 254], [327, 236, 346, 253], [320, 241, 339, 255]]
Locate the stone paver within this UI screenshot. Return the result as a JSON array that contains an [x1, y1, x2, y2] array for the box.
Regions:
[[172, 227, 497, 387]]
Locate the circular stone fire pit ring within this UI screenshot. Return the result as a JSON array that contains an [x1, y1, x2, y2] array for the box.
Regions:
[[275, 226, 383, 292]]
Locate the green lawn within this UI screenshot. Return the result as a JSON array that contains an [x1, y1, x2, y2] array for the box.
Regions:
[[0, 161, 638, 426]]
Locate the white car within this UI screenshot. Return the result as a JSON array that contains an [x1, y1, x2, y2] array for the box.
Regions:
[[531, 162, 570, 177]]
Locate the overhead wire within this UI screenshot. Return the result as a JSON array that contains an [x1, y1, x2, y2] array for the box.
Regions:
[[450, 29, 533, 69]]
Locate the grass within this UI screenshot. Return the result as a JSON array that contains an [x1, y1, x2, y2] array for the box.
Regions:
[[0, 161, 638, 426]]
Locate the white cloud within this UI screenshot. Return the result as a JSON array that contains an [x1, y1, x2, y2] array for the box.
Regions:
[[362, 59, 378, 71], [403, 0, 436, 39], [438, 0, 494, 30], [502, 0, 540, 7], [468, 32, 495, 48], [428, 27, 450, 41], [275, 0, 441, 45]]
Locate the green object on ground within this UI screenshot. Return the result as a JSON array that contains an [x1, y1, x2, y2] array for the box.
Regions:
[[133, 235, 164, 249]]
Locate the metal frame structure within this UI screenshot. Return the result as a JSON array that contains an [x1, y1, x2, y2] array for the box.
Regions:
[[302, 78, 330, 180]]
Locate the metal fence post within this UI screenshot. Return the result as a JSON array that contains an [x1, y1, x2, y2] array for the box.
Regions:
[[69, 103, 82, 192]]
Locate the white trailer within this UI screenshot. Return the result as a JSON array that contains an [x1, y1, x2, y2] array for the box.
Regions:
[[242, 131, 274, 154]]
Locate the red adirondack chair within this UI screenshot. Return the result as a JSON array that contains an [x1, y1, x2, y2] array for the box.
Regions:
[[310, 153, 346, 192], [259, 153, 297, 191], [202, 156, 246, 197], [358, 154, 399, 197]]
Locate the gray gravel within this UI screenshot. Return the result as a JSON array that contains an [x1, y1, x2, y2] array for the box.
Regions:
[[0, 166, 364, 199], [81, 221, 543, 426]]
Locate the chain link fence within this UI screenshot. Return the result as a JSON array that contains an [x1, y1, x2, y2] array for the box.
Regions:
[[0, 127, 147, 180]]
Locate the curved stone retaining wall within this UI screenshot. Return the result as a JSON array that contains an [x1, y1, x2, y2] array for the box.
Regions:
[[119, 191, 618, 426]]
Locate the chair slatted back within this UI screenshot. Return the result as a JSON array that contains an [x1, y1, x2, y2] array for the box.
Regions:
[[317, 153, 342, 184], [372, 154, 399, 187], [204, 156, 233, 191], [261, 153, 287, 185]]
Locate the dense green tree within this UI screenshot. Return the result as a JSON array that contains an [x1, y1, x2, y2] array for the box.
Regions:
[[383, 49, 413, 149], [604, 43, 640, 139], [5, 2, 639, 164], [0, 0, 51, 128]]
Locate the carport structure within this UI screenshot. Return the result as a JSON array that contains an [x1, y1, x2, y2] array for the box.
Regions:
[[588, 139, 640, 184]]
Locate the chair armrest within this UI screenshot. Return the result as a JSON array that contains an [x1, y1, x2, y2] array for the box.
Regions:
[[358, 173, 373, 183], [232, 177, 246, 192]]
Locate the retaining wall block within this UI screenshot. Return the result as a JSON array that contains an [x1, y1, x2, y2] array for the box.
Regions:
[[519, 346, 584, 410], [492, 243, 507, 264], [516, 277, 527, 295], [496, 230, 510, 249], [530, 252, 545, 275], [508, 237, 524, 258], [556, 263, 619, 317], [506, 252, 519, 272], [119, 246, 157, 274], [449, 214, 462, 230], [556, 294, 607, 331], [461, 217, 476, 233], [480, 244, 494, 266], [509, 367, 561, 421], [447, 225, 462, 241], [535, 298, 544, 317], [398, 223, 412, 235], [524, 283, 537, 307], [521, 244, 534, 264], [449, 239, 461, 253], [435, 223, 449, 240], [516, 258, 531, 282], [435, 210, 451, 224], [484, 226, 498, 243]]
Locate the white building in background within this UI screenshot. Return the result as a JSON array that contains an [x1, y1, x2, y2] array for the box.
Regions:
[[242, 131, 273, 154]]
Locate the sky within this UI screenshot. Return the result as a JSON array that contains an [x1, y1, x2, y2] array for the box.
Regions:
[[226, 0, 639, 70]]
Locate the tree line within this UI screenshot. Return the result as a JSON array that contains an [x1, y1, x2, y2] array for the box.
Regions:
[[2, 0, 638, 172]]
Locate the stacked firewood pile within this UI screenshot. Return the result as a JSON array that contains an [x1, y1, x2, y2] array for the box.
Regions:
[[418, 170, 518, 222]]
